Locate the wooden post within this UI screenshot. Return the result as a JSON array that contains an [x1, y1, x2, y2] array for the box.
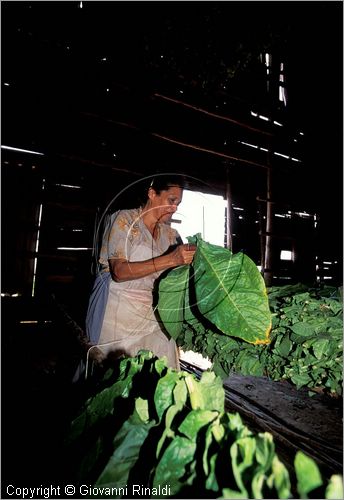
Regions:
[[257, 198, 266, 272], [264, 164, 273, 286]]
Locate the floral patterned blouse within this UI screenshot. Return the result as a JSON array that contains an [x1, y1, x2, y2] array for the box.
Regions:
[[98, 208, 180, 291]]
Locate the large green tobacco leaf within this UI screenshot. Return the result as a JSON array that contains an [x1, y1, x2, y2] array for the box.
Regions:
[[157, 236, 271, 346], [193, 237, 271, 344], [156, 265, 190, 340]]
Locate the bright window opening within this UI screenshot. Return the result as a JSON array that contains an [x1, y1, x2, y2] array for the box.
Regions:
[[171, 190, 226, 247], [280, 250, 293, 261]]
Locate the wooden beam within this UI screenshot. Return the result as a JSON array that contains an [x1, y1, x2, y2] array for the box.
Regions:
[[81, 112, 270, 170], [151, 132, 270, 170], [153, 93, 274, 137]]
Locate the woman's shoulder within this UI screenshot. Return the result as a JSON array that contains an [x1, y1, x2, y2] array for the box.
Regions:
[[110, 208, 142, 231], [113, 208, 141, 222]]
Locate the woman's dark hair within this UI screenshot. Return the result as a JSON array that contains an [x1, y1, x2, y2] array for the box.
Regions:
[[148, 174, 186, 194], [134, 173, 188, 207]]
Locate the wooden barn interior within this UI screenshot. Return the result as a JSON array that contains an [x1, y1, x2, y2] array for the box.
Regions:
[[2, 1, 343, 497]]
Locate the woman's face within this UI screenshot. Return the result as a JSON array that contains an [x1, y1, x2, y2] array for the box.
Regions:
[[149, 186, 183, 223]]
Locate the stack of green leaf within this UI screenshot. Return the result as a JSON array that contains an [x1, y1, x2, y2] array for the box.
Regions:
[[157, 236, 343, 395], [65, 351, 342, 499], [263, 284, 342, 394]]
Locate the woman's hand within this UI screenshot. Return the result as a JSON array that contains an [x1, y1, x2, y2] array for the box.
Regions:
[[170, 244, 196, 266]]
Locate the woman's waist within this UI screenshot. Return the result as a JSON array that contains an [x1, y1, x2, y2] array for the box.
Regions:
[[109, 279, 155, 295]]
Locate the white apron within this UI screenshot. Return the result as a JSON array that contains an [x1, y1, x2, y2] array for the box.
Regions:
[[93, 208, 180, 369]]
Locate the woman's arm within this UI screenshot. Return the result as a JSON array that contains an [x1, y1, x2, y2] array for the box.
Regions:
[[109, 244, 196, 282]]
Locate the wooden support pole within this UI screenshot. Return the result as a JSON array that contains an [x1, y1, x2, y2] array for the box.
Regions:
[[264, 165, 274, 286]]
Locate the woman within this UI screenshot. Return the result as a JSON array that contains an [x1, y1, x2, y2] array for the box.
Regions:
[[86, 175, 196, 370]]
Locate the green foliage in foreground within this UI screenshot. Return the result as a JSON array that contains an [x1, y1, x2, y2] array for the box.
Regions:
[[65, 352, 343, 499]]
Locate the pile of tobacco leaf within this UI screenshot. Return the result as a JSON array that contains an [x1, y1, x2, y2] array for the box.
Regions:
[[64, 351, 343, 499], [173, 283, 342, 396]]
